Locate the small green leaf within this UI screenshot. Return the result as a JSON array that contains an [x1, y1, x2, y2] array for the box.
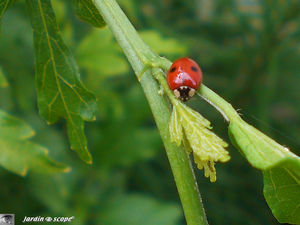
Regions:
[[0, 110, 70, 175], [0, 67, 8, 87], [170, 101, 229, 182], [76, 28, 129, 77], [72, 0, 105, 28], [228, 117, 300, 224], [26, 0, 97, 163], [263, 158, 300, 224], [228, 117, 291, 170]]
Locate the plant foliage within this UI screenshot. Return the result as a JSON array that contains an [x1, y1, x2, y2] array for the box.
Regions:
[[0, 110, 69, 175], [228, 116, 300, 224], [26, 0, 97, 163], [0, 0, 299, 224]]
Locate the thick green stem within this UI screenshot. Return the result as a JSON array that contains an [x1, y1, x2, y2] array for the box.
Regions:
[[93, 0, 208, 224]]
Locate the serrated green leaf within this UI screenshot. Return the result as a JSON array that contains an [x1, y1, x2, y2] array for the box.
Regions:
[[0, 67, 8, 87], [140, 30, 187, 56], [76, 28, 129, 77], [72, 0, 105, 28], [0, 110, 70, 175], [170, 101, 229, 182], [228, 117, 300, 224], [263, 157, 300, 224], [26, 0, 97, 163]]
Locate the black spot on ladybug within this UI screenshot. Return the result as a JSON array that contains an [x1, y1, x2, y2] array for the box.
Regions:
[[170, 67, 176, 73], [191, 66, 198, 72]]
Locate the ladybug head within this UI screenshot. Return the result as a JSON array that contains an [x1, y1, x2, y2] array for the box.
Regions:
[[173, 86, 195, 102]]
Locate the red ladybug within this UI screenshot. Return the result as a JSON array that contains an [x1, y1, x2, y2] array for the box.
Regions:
[[167, 57, 203, 101]]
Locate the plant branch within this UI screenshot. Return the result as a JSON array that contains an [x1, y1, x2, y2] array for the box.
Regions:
[[93, 0, 208, 224], [198, 85, 240, 122]]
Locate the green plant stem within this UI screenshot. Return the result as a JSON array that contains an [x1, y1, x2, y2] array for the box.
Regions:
[[198, 85, 240, 122], [93, 0, 208, 225]]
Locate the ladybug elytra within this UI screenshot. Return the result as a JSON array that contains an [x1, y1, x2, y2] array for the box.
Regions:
[[167, 57, 203, 101]]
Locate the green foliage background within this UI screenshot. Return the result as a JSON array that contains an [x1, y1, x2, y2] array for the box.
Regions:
[[0, 0, 299, 224]]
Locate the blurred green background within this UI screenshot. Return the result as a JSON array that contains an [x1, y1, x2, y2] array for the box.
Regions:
[[0, 0, 299, 224]]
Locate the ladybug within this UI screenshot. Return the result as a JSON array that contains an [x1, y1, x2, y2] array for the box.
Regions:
[[167, 57, 203, 101]]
